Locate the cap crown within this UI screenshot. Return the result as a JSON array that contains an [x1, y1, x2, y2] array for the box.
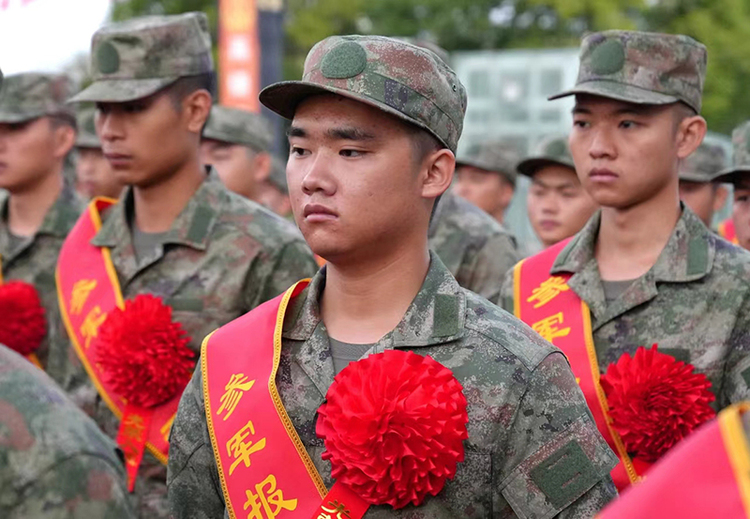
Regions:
[[75, 107, 100, 148], [261, 35, 467, 152], [203, 106, 272, 152], [90, 12, 213, 82], [458, 140, 520, 184], [0, 73, 73, 122], [679, 141, 726, 182], [564, 30, 706, 113]]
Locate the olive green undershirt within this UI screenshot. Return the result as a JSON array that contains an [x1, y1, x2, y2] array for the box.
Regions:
[[601, 279, 637, 304], [329, 338, 375, 375]]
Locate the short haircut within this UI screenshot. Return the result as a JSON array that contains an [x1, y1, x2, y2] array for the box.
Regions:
[[405, 123, 443, 165], [673, 101, 698, 128], [165, 72, 217, 110]]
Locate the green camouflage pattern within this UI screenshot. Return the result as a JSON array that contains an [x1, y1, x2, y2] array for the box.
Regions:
[[54, 170, 319, 518], [75, 107, 101, 149], [457, 140, 521, 186], [70, 12, 213, 104], [260, 35, 467, 153], [429, 191, 518, 304], [0, 178, 84, 378], [268, 155, 288, 194], [517, 135, 576, 177], [0, 73, 75, 123], [550, 30, 707, 113], [168, 253, 617, 518], [715, 121, 750, 183], [203, 105, 273, 152], [679, 141, 726, 183], [0, 345, 135, 518], [501, 206, 750, 411]]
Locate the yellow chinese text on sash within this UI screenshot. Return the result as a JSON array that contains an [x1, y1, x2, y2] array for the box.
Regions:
[[513, 239, 646, 491], [203, 280, 328, 519], [56, 198, 178, 478]]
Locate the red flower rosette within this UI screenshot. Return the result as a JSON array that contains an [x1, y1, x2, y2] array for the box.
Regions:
[[0, 281, 47, 356], [96, 294, 194, 408], [601, 344, 715, 463], [316, 349, 469, 509]]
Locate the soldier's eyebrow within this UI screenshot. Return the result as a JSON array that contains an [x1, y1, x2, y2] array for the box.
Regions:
[[286, 126, 306, 139], [327, 127, 376, 141], [571, 106, 591, 115]]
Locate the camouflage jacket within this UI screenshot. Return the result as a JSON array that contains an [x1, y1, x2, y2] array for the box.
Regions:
[[0, 178, 84, 374], [429, 191, 518, 305], [168, 253, 617, 519], [500, 206, 750, 409], [56, 169, 319, 518], [0, 345, 135, 518]]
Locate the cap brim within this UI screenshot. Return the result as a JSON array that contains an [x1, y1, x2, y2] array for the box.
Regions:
[[259, 81, 454, 151], [517, 158, 575, 177], [76, 135, 101, 149], [0, 111, 45, 123], [548, 80, 684, 109], [714, 167, 750, 184], [69, 77, 178, 104], [678, 172, 712, 183]]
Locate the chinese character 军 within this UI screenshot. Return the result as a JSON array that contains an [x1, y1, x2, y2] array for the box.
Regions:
[[227, 420, 267, 475], [527, 276, 569, 308], [217, 373, 255, 421], [243, 474, 297, 519], [531, 312, 571, 343]]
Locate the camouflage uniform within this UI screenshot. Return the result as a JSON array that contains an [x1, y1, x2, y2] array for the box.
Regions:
[[502, 31, 750, 410], [429, 192, 519, 304], [63, 13, 319, 517], [0, 344, 135, 518], [203, 104, 273, 152], [0, 73, 84, 376], [516, 135, 576, 178], [169, 34, 617, 518]]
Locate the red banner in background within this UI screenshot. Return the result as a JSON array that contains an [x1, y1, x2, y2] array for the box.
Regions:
[[219, 0, 261, 112]]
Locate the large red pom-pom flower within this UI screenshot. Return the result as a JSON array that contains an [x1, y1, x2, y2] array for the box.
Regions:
[[601, 344, 715, 462], [96, 294, 194, 408], [0, 281, 47, 355], [316, 349, 468, 509]]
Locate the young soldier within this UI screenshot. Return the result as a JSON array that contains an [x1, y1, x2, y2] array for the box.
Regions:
[[517, 135, 598, 249], [168, 35, 616, 518], [200, 105, 274, 201], [0, 73, 83, 375], [715, 121, 750, 250], [454, 140, 519, 225], [58, 13, 318, 517], [501, 31, 750, 491], [74, 106, 123, 200], [678, 140, 728, 227]]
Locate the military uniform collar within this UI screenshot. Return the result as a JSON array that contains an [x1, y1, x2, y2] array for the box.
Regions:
[[552, 205, 714, 283], [0, 177, 81, 240], [92, 167, 222, 252], [283, 251, 467, 347]]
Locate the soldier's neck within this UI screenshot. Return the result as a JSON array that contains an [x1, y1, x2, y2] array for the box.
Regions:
[[595, 185, 681, 281], [7, 169, 63, 237], [132, 161, 205, 233], [320, 242, 430, 345]]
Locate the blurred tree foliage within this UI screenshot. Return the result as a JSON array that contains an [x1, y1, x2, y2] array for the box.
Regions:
[[112, 0, 750, 133]]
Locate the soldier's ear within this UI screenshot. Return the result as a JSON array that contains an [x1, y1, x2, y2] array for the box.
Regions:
[[675, 113, 707, 160], [420, 148, 455, 201], [52, 122, 76, 160], [183, 90, 212, 135]]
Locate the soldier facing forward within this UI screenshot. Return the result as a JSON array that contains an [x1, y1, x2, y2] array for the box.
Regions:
[[168, 34, 616, 518]]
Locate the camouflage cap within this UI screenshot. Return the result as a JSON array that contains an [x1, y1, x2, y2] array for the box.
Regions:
[[203, 105, 273, 152], [715, 122, 750, 184], [69, 12, 213, 104], [517, 135, 576, 177], [456, 140, 521, 186], [259, 35, 467, 153], [550, 30, 707, 113], [75, 107, 100, 149], [679, 141, 726, 183], [267, 155, 288, 194], [0, 73, 74, 123]]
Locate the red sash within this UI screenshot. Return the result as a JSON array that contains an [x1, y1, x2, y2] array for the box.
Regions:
[[719, 218, 739, 244], [513, 239, 648, 491], [203, 280, 330, 518], [599, 403, 750, 518], [56, 198, 178, 489]]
